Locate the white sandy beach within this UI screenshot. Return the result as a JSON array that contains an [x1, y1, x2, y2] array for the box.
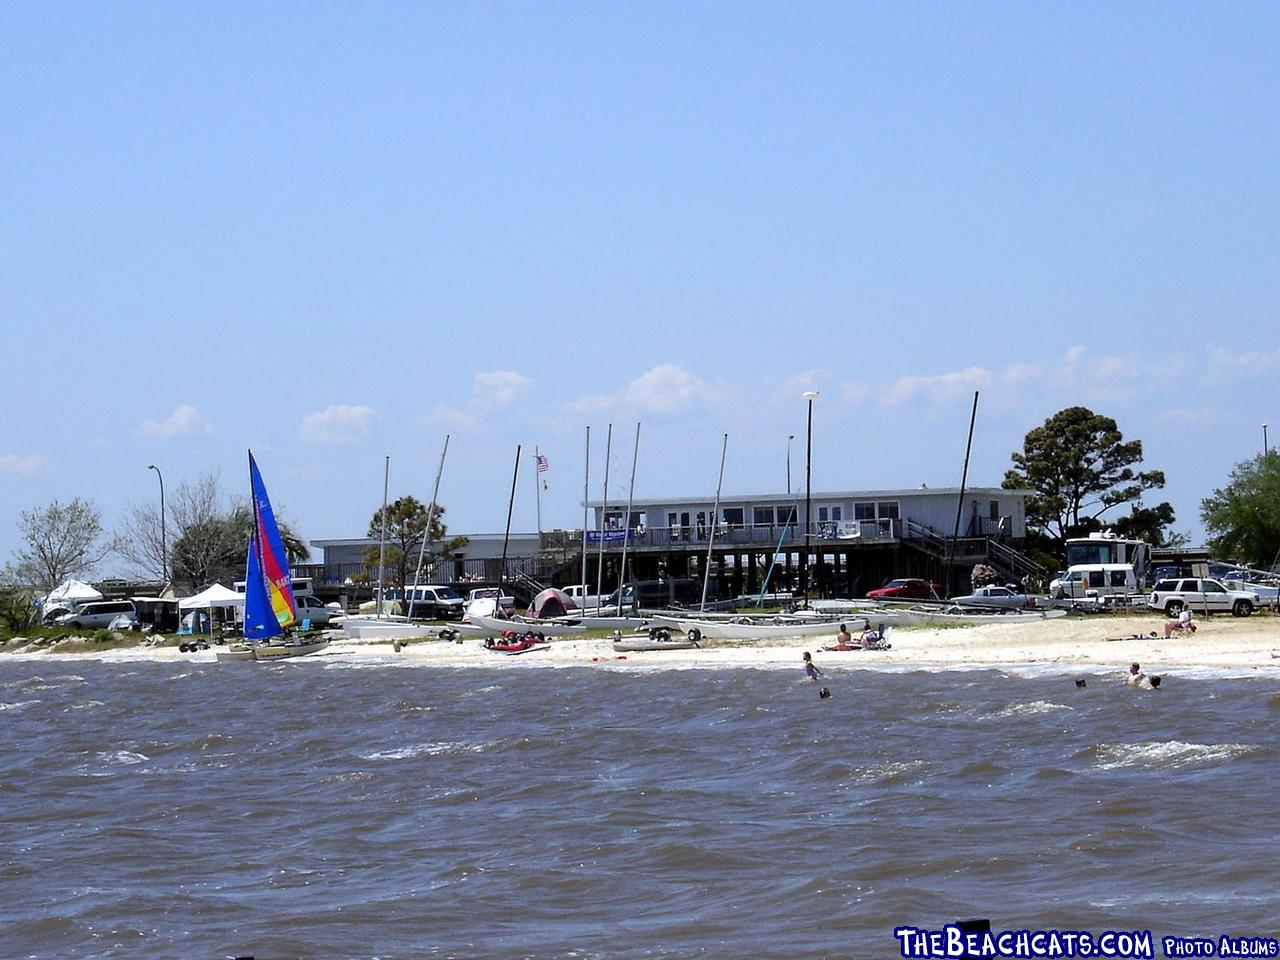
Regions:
[[7, 613, 1280, 676]]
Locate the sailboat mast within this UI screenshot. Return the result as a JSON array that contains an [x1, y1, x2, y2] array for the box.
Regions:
[[499, 444, 521, 601], [376, 455, 389, 620], [946, 391, 980, 599], [616, 422, 641, 610], [700, 433, 729, 612], [408, 435, 450, 620], [580, 425, 590, 614], [594, 423, 612, 613]]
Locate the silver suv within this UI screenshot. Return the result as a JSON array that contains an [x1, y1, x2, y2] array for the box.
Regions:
[[56, 599, 138, 630], [1149, 578, 1259, 617]]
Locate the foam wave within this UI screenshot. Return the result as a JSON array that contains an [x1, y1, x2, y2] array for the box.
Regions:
[[990, 700, 1073, 718], [0, 700, 39, 712], [97, 750, 150, 766], [359, 740, 496, 761], [1093, 740, 1255, 771]]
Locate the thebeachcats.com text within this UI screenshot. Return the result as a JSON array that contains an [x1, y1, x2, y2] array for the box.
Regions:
[[894, 927, 1279, 959], [894, 926, 1156, 958]]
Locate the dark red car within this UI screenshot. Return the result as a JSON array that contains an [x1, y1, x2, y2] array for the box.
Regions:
[[866, 578, 943, 600]]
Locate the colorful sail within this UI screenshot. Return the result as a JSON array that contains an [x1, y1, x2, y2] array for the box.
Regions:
[[247, 451, 296, 633], [242, 532, 282, 640]]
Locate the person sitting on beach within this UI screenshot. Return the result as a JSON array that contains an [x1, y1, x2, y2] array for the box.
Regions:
[[834, 624, 852, 646], [1123, 662, 1146, 687], [803, 651, 823, 681], [860, 626, 883, 649], [1164, 608, 1196, 639]]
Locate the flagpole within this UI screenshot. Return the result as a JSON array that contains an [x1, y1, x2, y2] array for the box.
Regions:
[[534, 445, 543, 541]]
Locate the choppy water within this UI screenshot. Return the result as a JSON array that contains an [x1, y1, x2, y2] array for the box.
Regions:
[[2, 656, 1278, 958]]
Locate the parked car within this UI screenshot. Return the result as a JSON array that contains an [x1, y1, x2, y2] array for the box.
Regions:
[[950, 585, 1039, 608], [293, 594, 339, 626], [866, 579, 943, 600], [562, 585, 605, 611], [56, 599, 138, 630], [405, 585, 466, 620], [1149, 578, 1260, 617], [467, 587, 515, 613]]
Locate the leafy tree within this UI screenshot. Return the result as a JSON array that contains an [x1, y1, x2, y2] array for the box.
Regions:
[[1111, 502, 1190, 549], [1003, 407, 1171, 542], [365, 496, 468, 588], [1201, 453, 1280, 567], [7, 499, 115, 593], [165, 472, 308, 589]]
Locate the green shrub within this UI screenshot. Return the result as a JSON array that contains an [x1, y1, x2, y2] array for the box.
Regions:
[[92, 628, 114, 643]]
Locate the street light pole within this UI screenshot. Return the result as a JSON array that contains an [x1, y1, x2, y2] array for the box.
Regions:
[[786, 434, 795, 495], [147, 464, 167, 586], [801, 392, 819, 609]]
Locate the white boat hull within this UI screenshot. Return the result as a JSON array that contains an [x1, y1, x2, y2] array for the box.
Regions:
[[653, 615, 872, 641], [216, 638, 331, 661], [465, 613, 588, 637]]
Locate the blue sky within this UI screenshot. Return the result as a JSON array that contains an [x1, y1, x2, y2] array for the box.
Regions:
[[2, 2, 1277, 568]]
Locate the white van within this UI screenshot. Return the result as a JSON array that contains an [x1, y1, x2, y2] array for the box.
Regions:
[[1050, 564, 1138, 600]]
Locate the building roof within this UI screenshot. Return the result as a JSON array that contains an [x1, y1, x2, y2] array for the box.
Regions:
[[587, 486, 1030, 509]]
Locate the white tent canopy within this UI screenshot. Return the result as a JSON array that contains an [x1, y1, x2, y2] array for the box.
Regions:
[[178, 583, 246, 610], [44, 579, 103, 607]]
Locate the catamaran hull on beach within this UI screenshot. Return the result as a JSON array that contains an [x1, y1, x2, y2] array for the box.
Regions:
[[215, 638, 331, 662]]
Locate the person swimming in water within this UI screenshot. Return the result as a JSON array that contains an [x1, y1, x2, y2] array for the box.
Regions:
[[803, 651, 823, 681]]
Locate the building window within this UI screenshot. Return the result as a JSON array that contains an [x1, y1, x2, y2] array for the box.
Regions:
[[831, 506, 842, 522], [854, 502, 876, 521], [753, 507, 774, 526], [818, 507, 829, 522], [989, 500, 1000, 521], [877, 501, 900, 520], [722, 507, 744, 527]]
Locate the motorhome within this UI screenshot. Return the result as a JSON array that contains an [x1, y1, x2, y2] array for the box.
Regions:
[[1050, 564, 1139, 601], [1064, 532, 1150, 584]]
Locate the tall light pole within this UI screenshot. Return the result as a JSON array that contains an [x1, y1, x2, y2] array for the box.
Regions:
[[786, 434, 795, 495], [801, 392, 819, 608], [1264, 423, 1270, 457], [147, 464, 167, 586]]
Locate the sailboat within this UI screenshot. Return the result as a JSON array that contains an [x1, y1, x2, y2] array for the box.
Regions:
[[216, 452, 329, 662]]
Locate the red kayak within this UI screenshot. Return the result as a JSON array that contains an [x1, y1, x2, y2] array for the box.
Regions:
[[485, 633, 551, 655]]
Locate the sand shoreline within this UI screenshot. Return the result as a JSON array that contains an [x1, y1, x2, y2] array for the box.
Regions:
[[5, 613, 1280, 677]]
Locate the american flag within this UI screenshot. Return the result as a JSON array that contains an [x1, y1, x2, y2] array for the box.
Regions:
[[536, 454, 549, 473]]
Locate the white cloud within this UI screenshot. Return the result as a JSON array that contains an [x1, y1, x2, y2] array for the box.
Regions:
[[566, 364, 710, 417], [473, 370, 534, 407], [1206, 348, 1280, 383], [300, 405, 378, 445], [1003, 362, 1044, 385], [417, 405, 475, 431], [139, 404, 207, 438], [0, 453, 48, 476], [883, 366, 992, 407], [621, 365, 706, 414]]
